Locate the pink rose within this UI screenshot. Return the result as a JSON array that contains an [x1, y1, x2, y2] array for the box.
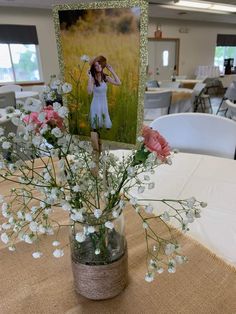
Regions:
[[23, 112, 41, 126], [142, 125, 170, 161]]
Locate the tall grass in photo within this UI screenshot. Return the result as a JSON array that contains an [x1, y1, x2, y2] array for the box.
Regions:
[[59, 8, 140, 144]]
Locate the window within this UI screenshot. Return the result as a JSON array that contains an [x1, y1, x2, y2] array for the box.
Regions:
[[163, 50, 169, 67], [214, 34, 236, 74], [214, 46, 236, 73], [0, 25, 42, 84]]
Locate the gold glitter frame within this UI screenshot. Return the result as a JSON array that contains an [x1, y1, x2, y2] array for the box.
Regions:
[[53, 0, 148, 149]]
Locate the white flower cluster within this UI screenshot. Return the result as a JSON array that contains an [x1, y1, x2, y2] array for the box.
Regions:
[[41, 76, 72, 103], [0, 73, 207, 283], [129, 194, 206, 282]]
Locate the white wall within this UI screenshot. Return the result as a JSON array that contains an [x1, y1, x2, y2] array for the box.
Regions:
[[148, 17, 236, 78], [1, 8, 235, 82], [0, 7, 60, 85]]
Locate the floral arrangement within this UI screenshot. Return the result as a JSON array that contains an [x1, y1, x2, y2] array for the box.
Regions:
[[0, 76, 206, 283]]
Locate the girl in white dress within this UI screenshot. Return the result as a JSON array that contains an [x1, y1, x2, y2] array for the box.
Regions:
[[87, 56, 121, 130]]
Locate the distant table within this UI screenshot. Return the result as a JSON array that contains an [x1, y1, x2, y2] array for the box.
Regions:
[[15, 91, 39, 101], [219, 74, 236, 88]]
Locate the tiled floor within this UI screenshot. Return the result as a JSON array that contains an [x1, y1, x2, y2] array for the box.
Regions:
[[198, 94, 228, 116]]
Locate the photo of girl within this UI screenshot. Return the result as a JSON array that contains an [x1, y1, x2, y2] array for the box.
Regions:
[[56, 3, 145, 146], [87, 56, 121, 131]]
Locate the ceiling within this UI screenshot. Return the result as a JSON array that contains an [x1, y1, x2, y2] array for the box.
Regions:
[[149, 0, 236, 24], [0, 0, 236, 24]]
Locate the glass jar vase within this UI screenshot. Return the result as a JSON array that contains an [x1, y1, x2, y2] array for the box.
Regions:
[[70, 211, 128, 300]]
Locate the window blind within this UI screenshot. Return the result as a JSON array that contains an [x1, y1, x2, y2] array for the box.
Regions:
[[217, 34, 236, 47], [0, 25, 38, 44]]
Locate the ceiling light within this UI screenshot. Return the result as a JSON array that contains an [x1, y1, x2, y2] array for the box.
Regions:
[[212, 4, 236, 13], [173, 1, 236, 13], [175, 1, 210, 10]]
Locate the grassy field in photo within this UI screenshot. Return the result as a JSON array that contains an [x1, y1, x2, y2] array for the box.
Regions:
[[60, 8, 140, 145]]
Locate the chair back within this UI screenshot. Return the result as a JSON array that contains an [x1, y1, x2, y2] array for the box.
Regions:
[[0, 91, 16, 108], [226, 99, 236, 121], [193, 83, 206, 97], [160, 81, 180, 89], [144, 91, 171, 121], [225, 82, 236, 101], [0, 85, 22, 92], [146, 80, 159, 88], [150, 113, 236, 159]]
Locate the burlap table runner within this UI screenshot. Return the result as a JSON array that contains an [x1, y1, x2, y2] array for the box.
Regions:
[[171, 91, 192, 104], [180, 82, 196, 89], [0, 206, 235, 314]]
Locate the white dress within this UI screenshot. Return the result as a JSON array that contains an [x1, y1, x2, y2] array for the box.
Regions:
[[90, 81, 112, 129]]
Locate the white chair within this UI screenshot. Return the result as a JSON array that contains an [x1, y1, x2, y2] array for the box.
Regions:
[[0, 92, 16, 108], [160, 81, 180, 89], [150, 113, 236, 159], [144, 91, 171, 123], [0, 85, 22, 92], [226, 99, 236, 121], [216, 81, 236, 115], [146, 80, 159, 89]]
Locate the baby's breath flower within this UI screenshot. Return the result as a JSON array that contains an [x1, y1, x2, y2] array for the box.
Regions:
[[53, 249, 64, 258], [87, 226, 95, 233], [75, 232, 86, 243], [138, 186, 145, 194], [145, 272, 154, 283], [94, 208, 102, 219], [161, 211, 170, 221], [32, 251, 43, 259], [137, 136, 144, 142], [145, 204, 153, 214], [200, 201, 207, 208], [105, 221, 114, 230], [95, 248, 100, 255], [186, 197, 196, 208], [2, 141, 11, 149], [52, 240, 60, 247], [1, 232, 9, 244], [143, 222, 148, 229], [130, 197, 138, 205], [148, 182, 155, 190]]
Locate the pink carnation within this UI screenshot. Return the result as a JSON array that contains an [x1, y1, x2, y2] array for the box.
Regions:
[[23, 106, 64, 131], [142, 125, 170, 161], [23, 112, 41, 126]]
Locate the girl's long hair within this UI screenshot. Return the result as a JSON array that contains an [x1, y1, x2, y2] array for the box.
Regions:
[[90, 56, 107, 87]]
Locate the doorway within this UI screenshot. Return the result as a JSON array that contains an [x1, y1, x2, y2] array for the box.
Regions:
[[148, 38, 180, 82]]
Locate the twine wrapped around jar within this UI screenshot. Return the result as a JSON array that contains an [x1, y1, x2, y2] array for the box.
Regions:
[[70, 210, 128, 299], [71, 249, 128, 300]]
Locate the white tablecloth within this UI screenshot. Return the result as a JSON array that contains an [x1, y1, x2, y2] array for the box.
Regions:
[[117, 151, 236, 266], [219, 75, 236, 88], [15, 91, 39, 100]]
